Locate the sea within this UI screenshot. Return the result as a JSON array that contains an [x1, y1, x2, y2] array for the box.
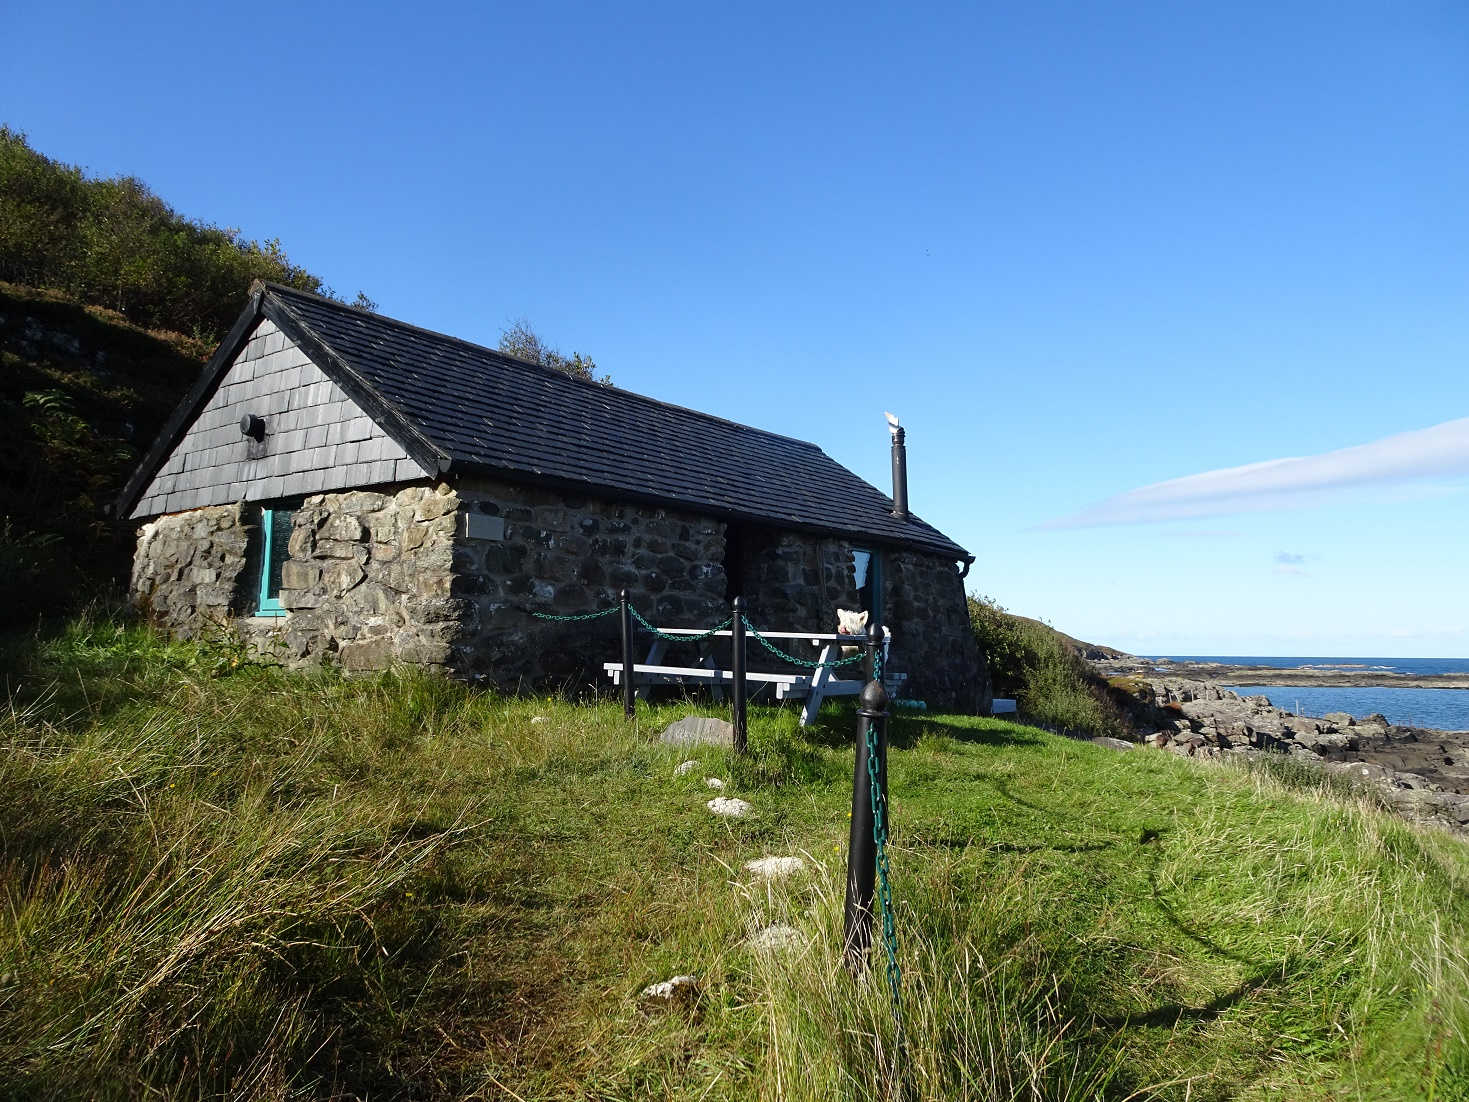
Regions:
[[1139, 656, 1469, 732]]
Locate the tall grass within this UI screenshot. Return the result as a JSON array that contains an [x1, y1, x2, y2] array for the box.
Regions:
[[3, 614, 1468, 1099]]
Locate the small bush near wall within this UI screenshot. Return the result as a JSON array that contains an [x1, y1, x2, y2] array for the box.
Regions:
[[967, 595, 1125, 737]]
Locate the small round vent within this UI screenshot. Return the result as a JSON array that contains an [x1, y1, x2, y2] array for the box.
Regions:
[[240, 414, 266, 442]]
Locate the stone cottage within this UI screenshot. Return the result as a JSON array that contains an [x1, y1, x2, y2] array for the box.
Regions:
[[118, 283, 986, 710]]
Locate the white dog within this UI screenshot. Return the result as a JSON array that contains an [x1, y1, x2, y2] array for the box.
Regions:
[[836, 608, 869, 656]]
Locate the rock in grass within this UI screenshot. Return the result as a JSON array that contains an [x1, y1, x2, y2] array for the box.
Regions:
[[704, 777, 725, 790], [748, 924, 804, 954], [639, 974, 700, 1007], [530, 715, 550, 725], [744, 856, 805, 880], [707, 796, 753, 818], [660, 716, 734, 747], [673, 759, 700, 777], [1090, 736, 1133, 752]]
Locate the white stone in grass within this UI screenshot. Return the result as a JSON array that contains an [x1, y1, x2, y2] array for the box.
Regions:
[[748, 924, 804, 954], [707, 796, 753, 818], [704, 777, 726, 790], [673, 759, 700, 777], [639, 974, 700, 1004], [744, 856, 806, 880], [530, 715, 550, 725]]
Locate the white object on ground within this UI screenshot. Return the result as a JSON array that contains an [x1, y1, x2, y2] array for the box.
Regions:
[[748, 924, 804, 953], [707, 797, 753, 818], [744, 856, 806, 880], [673, 760, 700, 776], [640, 974, 700, 1002], [530, 715, 550, 724], [704, 777, 725, 789]]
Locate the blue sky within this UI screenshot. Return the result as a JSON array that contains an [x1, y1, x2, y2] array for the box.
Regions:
[[6, 2, 1467, 656]]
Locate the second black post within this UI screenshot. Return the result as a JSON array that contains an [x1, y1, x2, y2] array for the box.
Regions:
[[731, 596, 747, 754], [844, 620, 889, 972]]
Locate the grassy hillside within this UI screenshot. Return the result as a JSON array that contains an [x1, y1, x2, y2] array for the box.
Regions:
[[0, 282, 210, 623], [2, 616, 1466, 1100], [0, 126, 331, 343]]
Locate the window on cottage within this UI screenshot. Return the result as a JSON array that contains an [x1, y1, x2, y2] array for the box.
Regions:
[[252, 504, 296, 617], [852, 548, 882, 622]]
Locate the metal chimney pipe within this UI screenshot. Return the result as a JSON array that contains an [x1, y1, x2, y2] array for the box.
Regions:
[[890, 424, 909, 521]]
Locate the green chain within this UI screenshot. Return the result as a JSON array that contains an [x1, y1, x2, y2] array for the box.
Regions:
[[866, 678, 904, 1049], [630, 607, 734, 643], [739, 616, 869, 670], [528, 607, 621, 622]]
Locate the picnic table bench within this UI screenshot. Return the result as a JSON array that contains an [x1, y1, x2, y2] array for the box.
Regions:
[[603, 626, 903, 727]]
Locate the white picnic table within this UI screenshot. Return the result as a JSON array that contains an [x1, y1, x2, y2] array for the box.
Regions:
[[603, 626, 903, 727]]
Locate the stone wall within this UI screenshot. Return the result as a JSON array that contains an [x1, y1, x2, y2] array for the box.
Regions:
[[130, 505, 251, 637], [884, 550, 989, 714], [271, 483, 461, 670], [737, 529, 856, 628], [130, 475, 988, 711], [131, 482, 459, 669], [450, 477, 729, 689]]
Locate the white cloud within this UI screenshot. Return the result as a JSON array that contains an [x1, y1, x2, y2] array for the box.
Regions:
[[1041, 417, 1469, 528]]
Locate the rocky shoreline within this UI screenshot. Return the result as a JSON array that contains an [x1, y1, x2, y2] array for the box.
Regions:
[[1096, 657, 1469, 690], [1106, 673, 1469, 835]]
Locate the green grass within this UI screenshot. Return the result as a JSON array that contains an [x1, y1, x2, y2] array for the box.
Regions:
[[2, 615, 1468, 1099]]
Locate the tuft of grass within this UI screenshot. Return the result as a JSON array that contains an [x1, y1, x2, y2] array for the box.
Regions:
[[2, 613, 1468, 1099]]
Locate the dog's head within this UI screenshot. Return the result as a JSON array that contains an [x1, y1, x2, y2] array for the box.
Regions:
[[836, 608, 869, 636]]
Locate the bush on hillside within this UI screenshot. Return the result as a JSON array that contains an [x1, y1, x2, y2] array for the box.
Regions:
[[0, 127, 329, 342], [968, 594, 1126, 737], [0, 284, 209, 625]]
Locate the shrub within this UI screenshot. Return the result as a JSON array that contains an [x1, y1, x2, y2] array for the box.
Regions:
[[967, 595, 1126, 737]]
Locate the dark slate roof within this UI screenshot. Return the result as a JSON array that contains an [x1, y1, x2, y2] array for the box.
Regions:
[[121, 285, 971, 561]]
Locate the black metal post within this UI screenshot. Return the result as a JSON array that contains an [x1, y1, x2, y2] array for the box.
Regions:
[[844, 627, 890, 974], [731, 596, 747, 754], [619, 589, 635, 720]]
